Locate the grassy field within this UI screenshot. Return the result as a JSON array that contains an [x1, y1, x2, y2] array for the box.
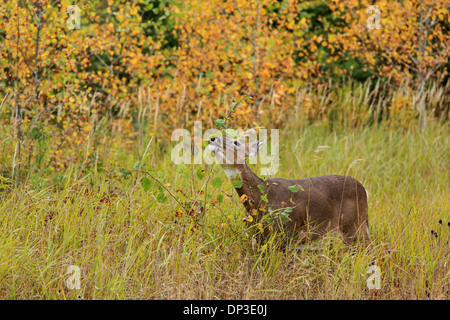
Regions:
[[0, 118, 449, 300]]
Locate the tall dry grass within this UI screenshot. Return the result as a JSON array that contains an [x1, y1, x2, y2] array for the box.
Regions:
[[0, 110, 448, 299]]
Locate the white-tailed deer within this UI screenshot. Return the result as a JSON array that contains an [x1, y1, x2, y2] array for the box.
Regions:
[[209, 135, 370, 247]]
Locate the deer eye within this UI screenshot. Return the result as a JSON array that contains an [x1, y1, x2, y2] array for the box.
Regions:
[[234, 141, 239, 147]]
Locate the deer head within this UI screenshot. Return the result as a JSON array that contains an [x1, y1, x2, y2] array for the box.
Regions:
[[208, 135, 263, 177]]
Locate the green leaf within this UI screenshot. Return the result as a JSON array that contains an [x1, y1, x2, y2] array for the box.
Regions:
[[156, 191, 167, 203], [231, 175, 243, 188], [120, 168, 132, 179], [225, 128, 238, 139], [215, 119, 227, 129], [280, 211, 292, 222], [196, 167, 205, 180], [261, 194, 268, 203], [133, 161, 143, 170], [288, 185, 299, 193], [141, 177, 152, 192], [257, 184, 265, 193], [217, 194, 224, 203], [212, 177, 223, 188]]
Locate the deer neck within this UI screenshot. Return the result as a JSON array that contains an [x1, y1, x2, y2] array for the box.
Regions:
[[223, 162, 264, 205]]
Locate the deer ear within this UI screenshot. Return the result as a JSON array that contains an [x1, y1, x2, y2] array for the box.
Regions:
[[249, 140, 264, 157]]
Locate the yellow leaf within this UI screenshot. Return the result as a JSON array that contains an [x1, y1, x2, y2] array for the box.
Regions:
[[107, 23, 115, 33]]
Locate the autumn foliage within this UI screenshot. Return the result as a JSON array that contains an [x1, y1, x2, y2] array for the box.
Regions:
[[0, 0, 449, 178]]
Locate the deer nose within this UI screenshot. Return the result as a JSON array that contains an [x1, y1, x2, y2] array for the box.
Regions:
[[210, 137, 215, 142]]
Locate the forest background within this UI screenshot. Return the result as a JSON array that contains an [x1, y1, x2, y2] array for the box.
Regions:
[[0, 0, 449, 300], [0, 0, 449, 180]]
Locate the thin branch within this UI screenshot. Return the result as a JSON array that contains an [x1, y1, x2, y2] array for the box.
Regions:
[[0, 93, 9, 113], [408, 52, 419, 67], [13, 0, 22, 187], [397, 57, 419, 73], [141, 169, 195, 218], [17, 47, 34, 74]]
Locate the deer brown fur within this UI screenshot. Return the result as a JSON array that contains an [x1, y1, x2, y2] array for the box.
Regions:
[[209, 135, 370, 247]]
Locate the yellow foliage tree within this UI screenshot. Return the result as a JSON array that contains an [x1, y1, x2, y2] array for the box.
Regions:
[[329, 0, 450, 127]]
